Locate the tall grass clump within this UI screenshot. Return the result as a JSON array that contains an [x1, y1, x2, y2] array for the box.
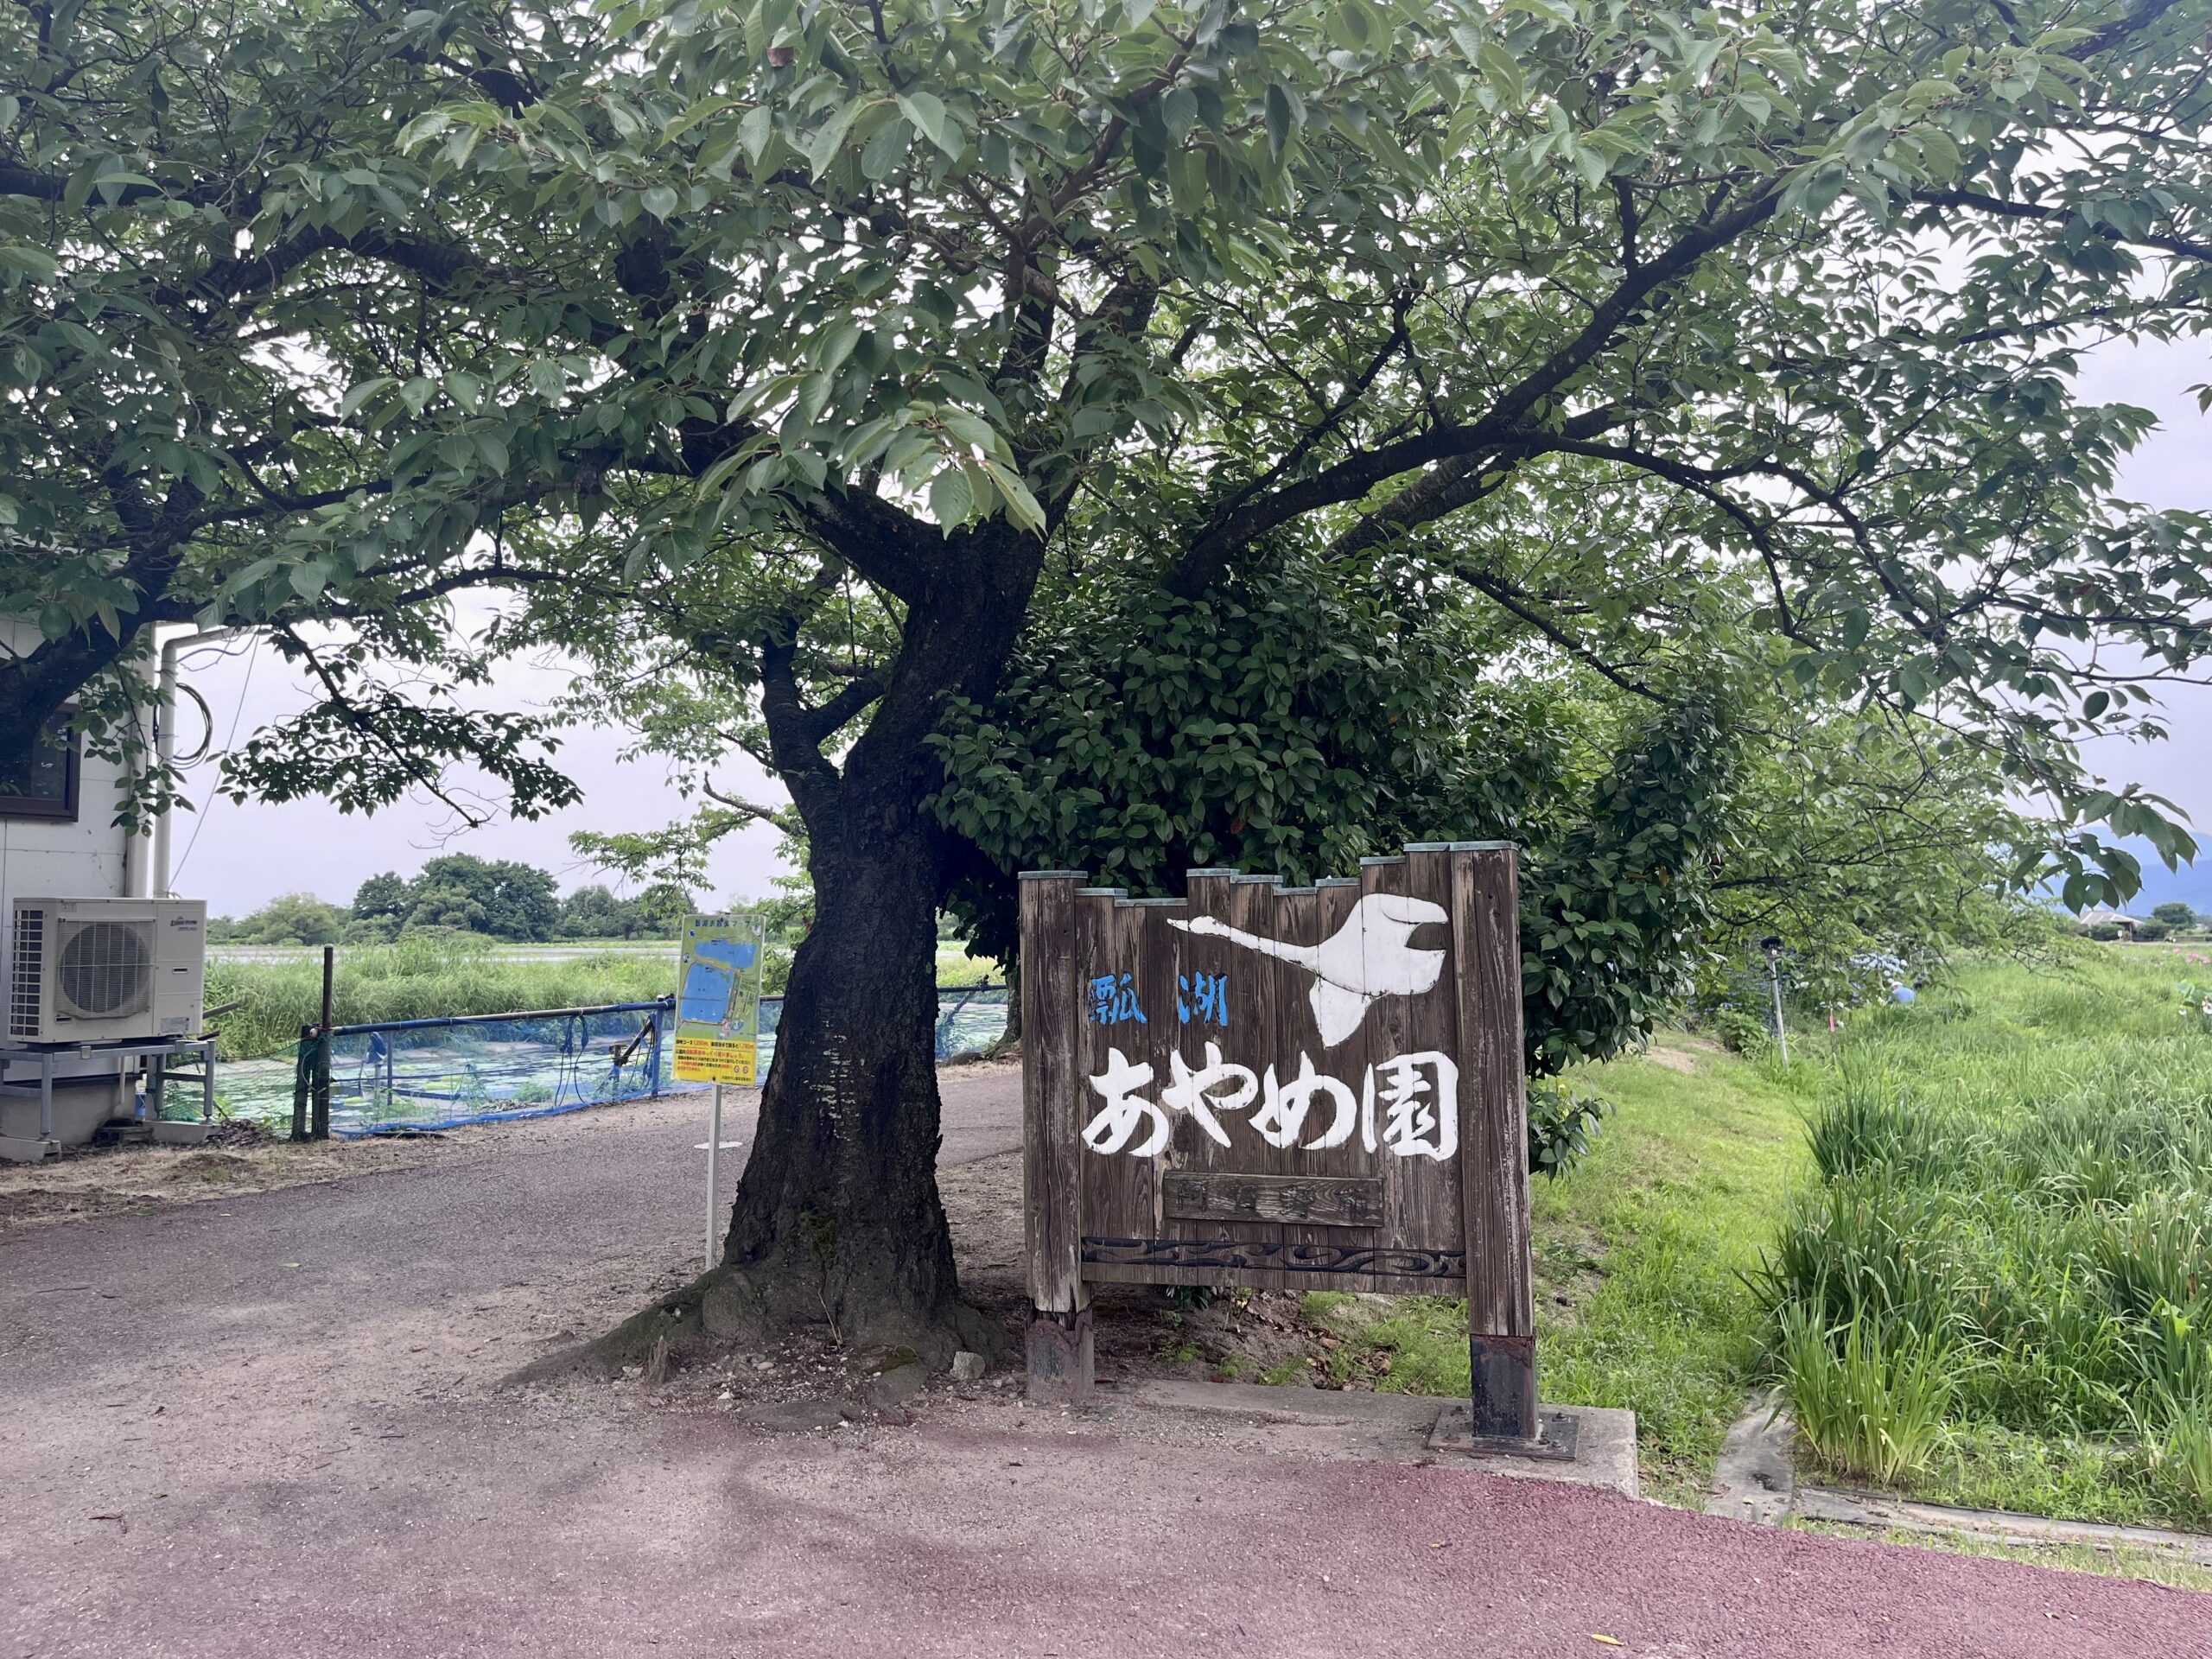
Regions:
[[207, 936, 678, 1058], [1777, 1304, 1957, 1482], [1760, 951, 2212, 1528]]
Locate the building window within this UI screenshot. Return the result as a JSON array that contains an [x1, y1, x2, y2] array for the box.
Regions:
[[0, 709, 81, 822]]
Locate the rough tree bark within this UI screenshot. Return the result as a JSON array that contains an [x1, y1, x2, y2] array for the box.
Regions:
[[594, 519, 1041, 1367]]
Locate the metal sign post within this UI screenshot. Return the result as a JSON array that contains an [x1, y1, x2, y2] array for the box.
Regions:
[[1761, 937, 1789, 1065], [706, 1082, 724, 1268]]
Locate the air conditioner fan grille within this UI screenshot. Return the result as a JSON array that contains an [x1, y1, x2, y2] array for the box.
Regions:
[[56, 920, 152, 1019]]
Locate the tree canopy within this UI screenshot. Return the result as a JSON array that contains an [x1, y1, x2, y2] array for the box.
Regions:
[[212, 860, 686, 942], [4, 0, 2209, 875]]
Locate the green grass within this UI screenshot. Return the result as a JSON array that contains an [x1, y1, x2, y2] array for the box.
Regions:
[[1788, 1518, 2212, 1594], [1305, 1033, 1808, 1506], [207, 938, 1007, 1059], [206, 937, 679, 1059], [1304, 945, 2212, 1532], [1765, 950, 2212, 1531]]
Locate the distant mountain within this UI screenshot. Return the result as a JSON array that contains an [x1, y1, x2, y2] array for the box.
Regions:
[[2092, 838, 2212, 918], [2030, 837, 2212, 918]]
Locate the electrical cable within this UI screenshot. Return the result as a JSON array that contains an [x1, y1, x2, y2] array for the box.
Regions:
[[169, 641, 256, 885]]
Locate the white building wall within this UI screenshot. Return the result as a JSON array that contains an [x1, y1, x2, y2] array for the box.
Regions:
[[0, 617, 146, 1130], [0, 616, 135, 915]]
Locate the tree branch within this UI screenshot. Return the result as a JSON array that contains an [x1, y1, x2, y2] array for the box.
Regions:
[[1168, 188, 1785, 594], [1912, 188, 2212, 264]]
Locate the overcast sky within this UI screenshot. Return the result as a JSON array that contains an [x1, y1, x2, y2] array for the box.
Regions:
[[171, 334, 2209, 918], [168, 635, 791, 916]]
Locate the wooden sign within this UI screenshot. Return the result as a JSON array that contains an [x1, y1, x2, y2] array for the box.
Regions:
[[1020, 842, 1539, 1443]]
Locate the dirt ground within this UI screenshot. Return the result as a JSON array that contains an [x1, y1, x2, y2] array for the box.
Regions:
[[0, 1060, 1027, 1238], [0, 1067, 1379, 1434], [601, 1146, 1383, 1428], [0, 1122, 464, 1235]]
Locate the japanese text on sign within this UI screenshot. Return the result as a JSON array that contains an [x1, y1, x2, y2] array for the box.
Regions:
[[1082, 1043, 1459, 1162]]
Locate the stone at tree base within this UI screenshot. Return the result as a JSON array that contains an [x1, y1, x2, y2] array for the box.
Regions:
[[867, 1362, 929, 1411], [950, 1351, 987, 1383], [1025, 1308, 1093, 1405], [697, 1268, 765, 1340]]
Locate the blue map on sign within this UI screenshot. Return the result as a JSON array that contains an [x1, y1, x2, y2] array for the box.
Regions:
[[680, 938, 758, 1027]]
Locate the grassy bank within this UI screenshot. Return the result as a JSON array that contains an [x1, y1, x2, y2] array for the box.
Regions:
[[1304, 1034, 1808, 1507], [207, 937, 1007, 1059], [207, 938, 677, 1059], [1305, 948, 2212, 1532], [1769, 954, 2212, 1531]]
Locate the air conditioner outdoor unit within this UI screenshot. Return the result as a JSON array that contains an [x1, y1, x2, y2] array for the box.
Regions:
[[7, 898, 207, 1046]]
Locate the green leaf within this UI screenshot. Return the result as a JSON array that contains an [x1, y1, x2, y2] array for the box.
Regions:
[[861, 114, 912, 181], [1265, 83, 1296, 159], [0, 245, 59, 279], [339, 377, 393, 420], [395, 110, 452, 150], [897, 92, 959, 159], [982, 461, 1045, 534], [807, 99, 867, 179], [640, 183, 679, 220], [929, 465, 974, 530], [1161, 86, 1198, 145]]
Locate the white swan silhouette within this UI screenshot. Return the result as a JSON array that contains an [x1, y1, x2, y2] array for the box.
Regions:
[[1169, 892, 1447, 1046]]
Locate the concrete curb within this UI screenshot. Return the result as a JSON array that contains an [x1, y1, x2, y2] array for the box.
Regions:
[[1703, 1390, 2212, 1566], [1119, 1380, 1641, 1499], [1704, 1390, 1796, 1525], [1794, 1486, 2212, 1567]]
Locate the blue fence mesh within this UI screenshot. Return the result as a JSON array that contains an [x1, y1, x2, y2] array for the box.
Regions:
[[330, 1001, 671, 1135], [211, 985, 1011, 1135]]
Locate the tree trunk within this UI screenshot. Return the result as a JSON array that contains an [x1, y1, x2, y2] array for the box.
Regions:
[[582, 528, 1040, 1374], [691, 817, 995, 1361]]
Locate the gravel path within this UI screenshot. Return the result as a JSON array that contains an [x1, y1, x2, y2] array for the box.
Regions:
[[2, 1065, 2205, 1658]]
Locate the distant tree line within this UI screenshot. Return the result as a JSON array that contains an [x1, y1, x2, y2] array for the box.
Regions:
[[208, 856, 692, 946], [2078, 901, 2204, 944]]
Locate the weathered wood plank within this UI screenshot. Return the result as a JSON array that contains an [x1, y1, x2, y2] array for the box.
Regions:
[[1263, 884, 1327, 1255], [1212, 872, 1284, 1254], [1396, 844, 1464, 1252], [1080, 1242, 1465, 1298], [1357, 855, 1415, 1256], [1453, 841, 1535, 1438], [1129, 893, 1179, 1240], [1162, 1172, 1386, 1227], [1020, 871, 1087, 1317], [1072, 887, 1146, 1242]]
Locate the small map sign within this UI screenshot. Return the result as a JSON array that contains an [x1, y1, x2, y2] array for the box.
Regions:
[[673, 914, 766, 1086]]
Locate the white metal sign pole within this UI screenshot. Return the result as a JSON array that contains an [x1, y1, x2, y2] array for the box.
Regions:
[[706, 1081, 724, 1268]]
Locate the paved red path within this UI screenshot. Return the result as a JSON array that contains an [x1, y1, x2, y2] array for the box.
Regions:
[[8, 1405, 2208, 1658], [3, 1074, 2205, 1657]]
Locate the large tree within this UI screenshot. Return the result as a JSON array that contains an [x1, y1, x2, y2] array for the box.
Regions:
[[7, 0, 2211, 1355]]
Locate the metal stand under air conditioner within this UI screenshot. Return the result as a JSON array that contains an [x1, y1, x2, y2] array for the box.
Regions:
[[0, 1036, 217, 1163]]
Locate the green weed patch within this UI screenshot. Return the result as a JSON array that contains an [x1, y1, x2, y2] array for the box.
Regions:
[[1764, 952, 2212, 1530], [207, 938, 677, 1059]]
